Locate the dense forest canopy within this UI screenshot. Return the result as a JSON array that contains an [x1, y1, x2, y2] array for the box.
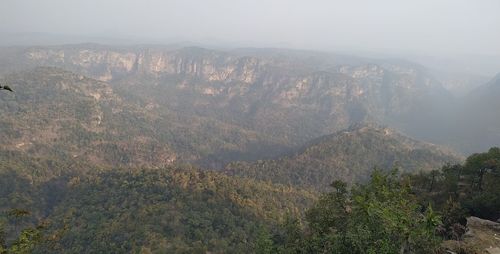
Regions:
[[252, 148, 500, 253], [1, 0, 500, 252], [0, 148, 498, 253], [226, 124, 460, 190], [0, 153, 316, 253], [0, 43, 498, 254]]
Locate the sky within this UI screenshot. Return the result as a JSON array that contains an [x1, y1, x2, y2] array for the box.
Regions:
[[1, 0, 500, 57]]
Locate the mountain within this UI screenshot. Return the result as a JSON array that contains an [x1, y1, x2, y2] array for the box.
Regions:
[[416, 73, 500, 154], [0, 67, 177, 167], [0, 44, 456, 166], [225, 124, 461, 191], [465, 73, 500, 113], [458, 73, 500, 153], [0, 67, 296, 168], [0, 44, 496, 254], [430, 70, 488, 97]]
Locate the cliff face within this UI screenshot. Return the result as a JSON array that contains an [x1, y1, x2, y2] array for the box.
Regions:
[[18, 45, 451, 141], [23, 47, 264, 82], [0, 45, 457, 167]]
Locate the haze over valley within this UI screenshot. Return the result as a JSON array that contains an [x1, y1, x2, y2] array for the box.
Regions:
[[0, 1, 499, 253]]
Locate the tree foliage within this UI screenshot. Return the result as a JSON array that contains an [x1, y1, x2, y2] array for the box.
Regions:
[[264, 170, 442, 253], [226, 125, 459, 191], [0, 146, 498, 253], [0, 155, 315, 253], [410, 147, 500, 222]]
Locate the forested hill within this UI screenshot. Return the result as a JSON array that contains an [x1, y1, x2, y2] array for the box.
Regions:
[[0, 151, 316, 253], [1, 44, 497, 253], [252, 148, 500, 253], [0, 45, 461, 167], [226, 124, 461, 191], [0, 67, 289, 168], [1, 148, 496, 253]]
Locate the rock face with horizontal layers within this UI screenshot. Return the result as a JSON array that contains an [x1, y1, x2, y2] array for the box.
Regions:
[[0, 45, 461, 168], [7, 45, 451, 142]]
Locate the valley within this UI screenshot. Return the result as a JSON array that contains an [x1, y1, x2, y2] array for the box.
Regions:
[[0, 44, 482, 167], [0, 44, 498, 253]]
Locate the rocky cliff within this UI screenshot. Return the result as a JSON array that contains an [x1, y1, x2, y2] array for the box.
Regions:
[[0, 45, 458, 167]]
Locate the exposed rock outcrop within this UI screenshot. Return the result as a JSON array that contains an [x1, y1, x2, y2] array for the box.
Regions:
[[443, 217, 500, 254]]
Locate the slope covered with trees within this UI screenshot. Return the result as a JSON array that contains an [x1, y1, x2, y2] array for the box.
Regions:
[[226, 124, 460, 190], [0, 67, 290, 168], [257, 170, 442, 253], [255, 148, 500, 254], [0, 147, 497, 253], [0, 152, 315, 253], [0, 44, 497, 253], [0, 45, 461, 165], [409, 147, 500, 222]]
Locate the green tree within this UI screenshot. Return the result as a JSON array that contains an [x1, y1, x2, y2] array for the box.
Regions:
[[0, 224, 6, 254], [345, 170, 441, 254], [268, 169, 443, 254], [7, 227, 43, 254], [255, 227, 273, 254], [7, 209, 30, 237], [306, 180, 348, 234], [0, 216, 43, 254]]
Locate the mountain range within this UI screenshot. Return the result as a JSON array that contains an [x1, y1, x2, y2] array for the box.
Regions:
[[0, 43, 498, 253], [0, 44, 475, 167]]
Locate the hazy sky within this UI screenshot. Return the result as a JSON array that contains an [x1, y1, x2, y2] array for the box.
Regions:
[[1, 0, 499, 56]]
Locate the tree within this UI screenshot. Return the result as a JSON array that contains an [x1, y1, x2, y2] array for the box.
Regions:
[[255, 227, 273, 254], [463, 147, 500, 219], [440, 198, 467, 240], [306, 180, 348, 234], [345, 170, 441, 254], [428, 169, 442, 192], [409, 147, 500, 222], [0, 224, 6, 254], [0, 211, 44, 254], [7, 227, 43, 254], [465, 147, 499, 192], [268, 169, 443, 253], [7, 209, 30, 237]]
